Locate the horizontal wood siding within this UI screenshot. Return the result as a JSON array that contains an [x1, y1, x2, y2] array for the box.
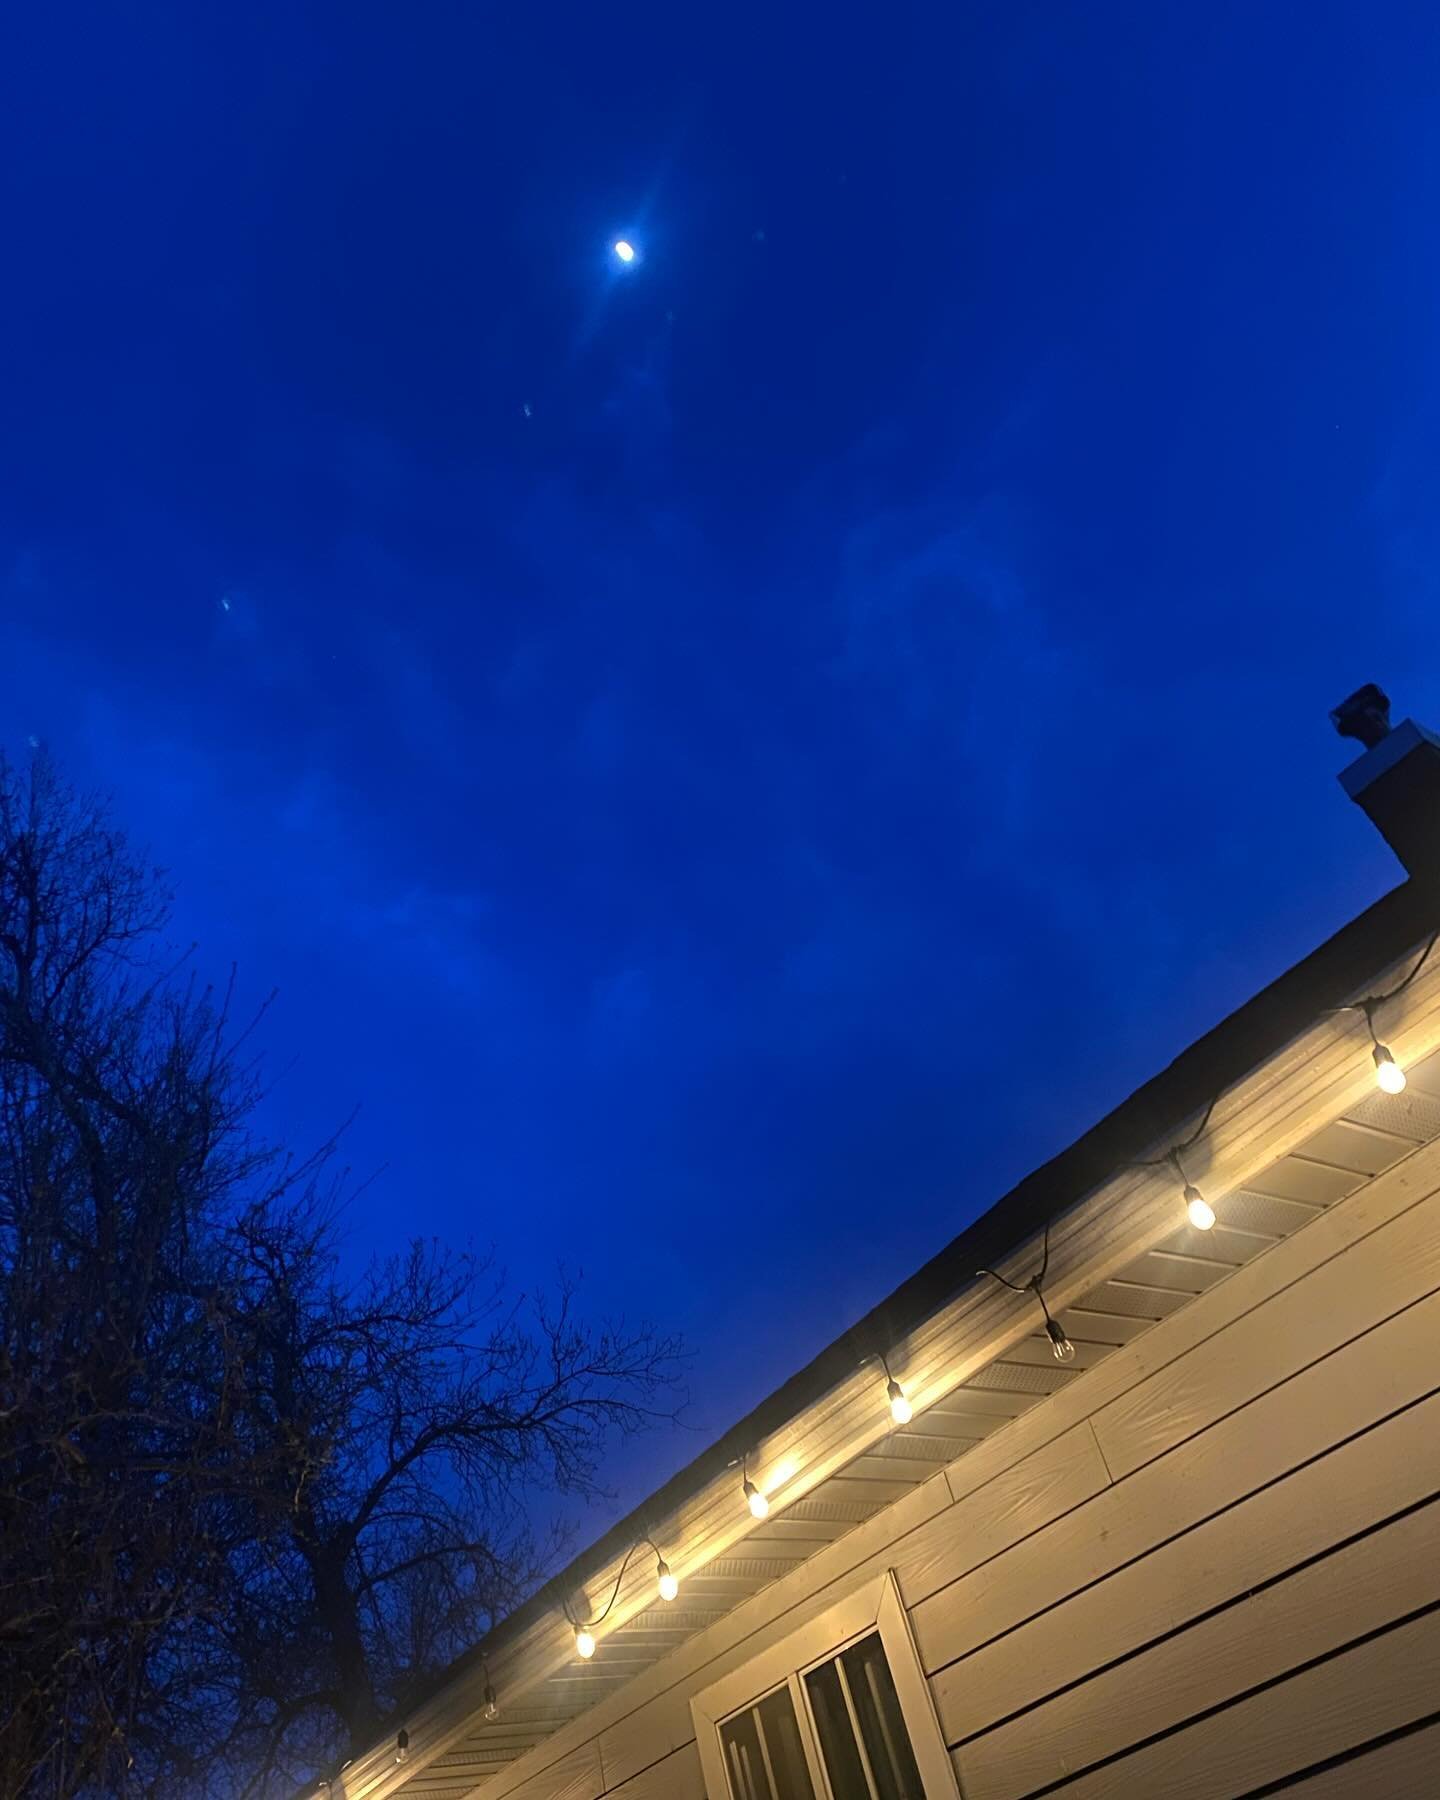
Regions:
[[926, 1365, 1440, 1735], [928, 1182, 1440, 1797], [465, 1143, 1440, 1797], [1281, 1722, 1440, 1796], [950, 1494, 1440, 1799], [602, 1743, 705, 1800]]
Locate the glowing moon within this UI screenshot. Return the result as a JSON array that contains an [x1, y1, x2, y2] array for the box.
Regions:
[[613, 239, 636, 263]]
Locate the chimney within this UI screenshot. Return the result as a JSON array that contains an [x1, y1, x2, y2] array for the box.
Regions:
[[1332, 683, 1440, 884]]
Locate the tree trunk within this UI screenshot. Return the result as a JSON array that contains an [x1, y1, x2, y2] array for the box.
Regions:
[[308, 1542, 380, 1753]]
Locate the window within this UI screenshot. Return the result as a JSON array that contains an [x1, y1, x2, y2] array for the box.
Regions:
[[691, 1572, 959, 1800], [720, 1684, 815, 1800], [806, 1633, 924, 1800], [717, 1633, 921, 1800]]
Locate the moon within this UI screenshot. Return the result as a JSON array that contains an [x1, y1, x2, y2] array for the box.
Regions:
[[613, 240, 636, 263]]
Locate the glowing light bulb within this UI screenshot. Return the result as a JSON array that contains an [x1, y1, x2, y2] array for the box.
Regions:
[[574, 1626, 596, 1659], [743, 1477, 769, 1519], [1044, 1318, 1077, 1362], [613, 239, 635, 263], [1374, 1044, 1406, 1094], [1184, 1185, 1216, 1231], [656, 1558, 679, 1602], [483, 1681, 499, 1722], [886, 1377, 913, 1426]]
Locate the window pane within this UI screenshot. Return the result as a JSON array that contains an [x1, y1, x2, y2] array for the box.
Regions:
[[804, 1659, 870, 1800], [756, 1686, 817, 1800], [720, 1707, 768, 1800], [720, 1687, 816, 1800], [839, 1635, 924, 1800]]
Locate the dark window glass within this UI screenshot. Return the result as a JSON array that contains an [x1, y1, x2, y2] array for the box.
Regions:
[[838, 1634, 924, 1800], [804, 1659, 870, 1800], [756, 1686, 817, 1798], [720, 1685, 816, 1800], [720, 1706, 767, 1800]]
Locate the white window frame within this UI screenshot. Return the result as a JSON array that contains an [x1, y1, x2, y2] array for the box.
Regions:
[[690, 1570, 960, 1800]]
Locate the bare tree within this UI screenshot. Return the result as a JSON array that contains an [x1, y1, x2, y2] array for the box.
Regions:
[[209, 1202, 682, 1796], [0, 757, 682, 1798]]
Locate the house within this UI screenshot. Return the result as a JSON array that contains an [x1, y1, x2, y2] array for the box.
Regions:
[[331, 685, 1440, 1799]]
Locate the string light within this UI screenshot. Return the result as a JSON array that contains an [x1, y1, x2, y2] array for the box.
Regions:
[[736, 1452, 773, 1519], [1128, 1098, 1221, 1231], [875, 1353, 913, 1424], [563, 1534, 678, 1661], [1184, 1183, 1216, 1231], [1128, 926, 1437, 1236], [312, 913, 1440, 1797], [1132, 920, 1436, 1238], [532, 929, 1440, 1690], [1328, 930, 1438, 1097], [1373, 1044, 1406, 1094], [627, 1536, 680, 1601], [978, 1223, 1076, 1363], [1340, 999, 1409, 1097]]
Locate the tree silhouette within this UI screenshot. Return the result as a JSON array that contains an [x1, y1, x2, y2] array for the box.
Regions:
[[0, 757, 681, 1797]]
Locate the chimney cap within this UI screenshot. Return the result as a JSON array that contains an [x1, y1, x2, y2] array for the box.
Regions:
[[1331, 683, 1392, 751]]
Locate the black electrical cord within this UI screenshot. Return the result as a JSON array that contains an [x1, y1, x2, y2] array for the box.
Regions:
[[562, 1530, 675, 1636], [1363, 927, 1440, 1007], [1128, 1093, 1221, 1172], [976, 1221, 1075, 1361], [563, 1538, 646, 1634], [1325, 928, 1440, 1043]]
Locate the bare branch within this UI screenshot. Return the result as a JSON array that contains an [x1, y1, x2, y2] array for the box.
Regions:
[[0, 752, 684, 1797]]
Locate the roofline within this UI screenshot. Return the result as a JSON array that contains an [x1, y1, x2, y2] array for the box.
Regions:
[[366, 872, 1440, 1756]]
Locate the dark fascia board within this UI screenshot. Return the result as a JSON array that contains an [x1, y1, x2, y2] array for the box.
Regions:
[[373, 873, 1440, 1752]]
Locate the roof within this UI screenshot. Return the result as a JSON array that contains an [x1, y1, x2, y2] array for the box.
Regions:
[[348, 864, 1438, 1790], [309, 770, 1440, 1800], [548, 878, 1432, 1574]]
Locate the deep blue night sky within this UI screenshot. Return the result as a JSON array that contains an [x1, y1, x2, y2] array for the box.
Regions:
[[3, 3, 1439, 1514]]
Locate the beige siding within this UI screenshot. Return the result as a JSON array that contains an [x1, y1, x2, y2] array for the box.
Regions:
[[475, 1144, 1440, 1798], [500, 1743, 602, 1800], [1284, 1723, 1440, 1796], [949, 1498, 1440, 1800], [602, 1743, 705, 1800], [926, 1364, 1440, 1730]]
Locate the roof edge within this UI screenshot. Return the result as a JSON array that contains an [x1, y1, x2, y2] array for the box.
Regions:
[[350, 872, 1440, 1774]]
